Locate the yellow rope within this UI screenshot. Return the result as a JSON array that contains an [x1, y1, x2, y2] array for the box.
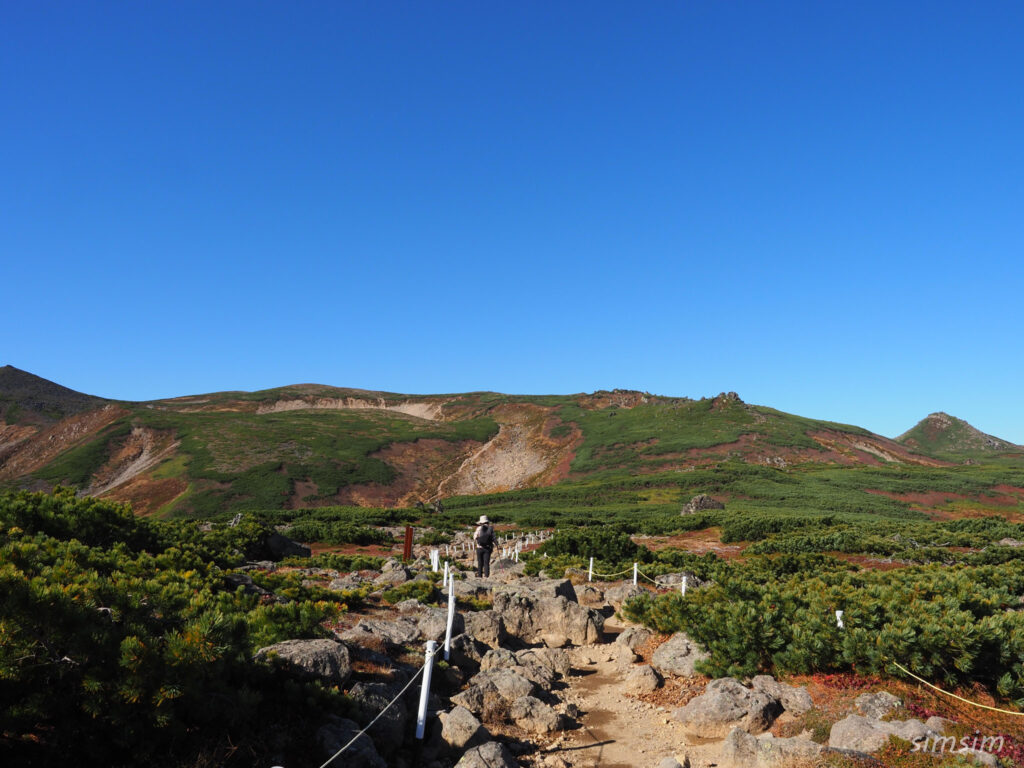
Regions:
[[890, 660, 1024, 717]]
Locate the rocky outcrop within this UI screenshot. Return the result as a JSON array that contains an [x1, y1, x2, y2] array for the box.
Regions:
[[854, 690, 901, 719], [463, 610, 506, 647], [673, 678, 783, 739], [454, 741, 521, 768], [651, 632, 709, 677], [254, 638, 351, 684], [828, 714, 934, 753], [616, 626, 653, 651], [750, 675, 813, 715], [347, 680, 409, 759], [439, 706, 490, 751], [509, 695, 569, 734], [603, 583, 648, 610], [451, 668, 537, 717], [266, 532, 311, 559], [719, 727, 825, 768], [492, 592, 603, 647], [681, 494, 725, 515], [340, 617, 421, 649], [316, 716, 385, 768]]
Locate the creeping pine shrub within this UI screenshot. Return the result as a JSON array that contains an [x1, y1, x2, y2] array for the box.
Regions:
[[541, 525, 651, 563], [382, 579, 437, 605]]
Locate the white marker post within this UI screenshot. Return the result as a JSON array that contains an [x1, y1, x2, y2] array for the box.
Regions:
[[442, 561, 449, 588], [588, 557, 594, 582], [431, 549, 439, 572], [835, 610, 844, 629], [681, 575, 688, 596], [633, 562, 638, 586], [444, 578, 456, 660], [415, 641, 437, 740]]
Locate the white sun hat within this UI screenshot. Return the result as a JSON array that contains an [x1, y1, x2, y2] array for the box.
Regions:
[[476, 515, 490, 525]]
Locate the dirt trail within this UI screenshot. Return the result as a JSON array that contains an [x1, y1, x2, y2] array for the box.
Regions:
[[538, 619, 720, 768]]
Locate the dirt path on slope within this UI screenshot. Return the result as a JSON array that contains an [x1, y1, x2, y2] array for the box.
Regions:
[[536, 620, 721, 768]]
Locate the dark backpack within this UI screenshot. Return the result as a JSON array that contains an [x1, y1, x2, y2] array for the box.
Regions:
[[476, 525, 494, 549]]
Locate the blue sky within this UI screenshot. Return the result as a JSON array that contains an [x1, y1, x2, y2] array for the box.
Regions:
[[2, 2, 1023, 441]]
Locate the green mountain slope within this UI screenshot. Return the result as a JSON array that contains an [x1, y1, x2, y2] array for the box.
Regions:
[[896, 411, 1022, 461]]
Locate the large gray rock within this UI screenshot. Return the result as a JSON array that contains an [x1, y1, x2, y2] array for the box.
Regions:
[[416, 605, 465, 642], [453, 577, 494, 601], [455, 741, 520, 768], [494, 578, 578, 602], [316, 716, 385, 768], [654, 571, 705, 589], [854, 690, 902, 719], [681, 494, 725, 515], [751, 675, 814, 715], [451, 668, 537, 717], [720, 727, 825, 768], [673, 678, 783, 739], [373, 564, 412, 585], [340, 617, 421, 649], [603, 583, 648, 609], [463, 610, 506, 647], [439, 705, 490, 751], [616, 626, 653, 651], [515, 646, 572, 677], [624, 665, 662, 694], [576, 583, 606, 607], [651, 632, 709, 677], [347, 680, 409, 758], [449, 633, 489, 673], [254, 638, 351, 684], [492, 592, 603, 647], [509, 695, 569, 734], [329, 574, 369, 591], [828, 714, 933, 753]]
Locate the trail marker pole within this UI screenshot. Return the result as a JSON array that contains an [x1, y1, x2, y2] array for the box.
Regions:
[[681, 575, 688, 596], [444, 578, 456, 661], [588, 557, 594, 582], [403, 526, 414, 562], [430, 549, 439, 572], [442, 561, 449, 588], [415, 641, 437, 739], [835, 610, 844, 629], [633, 563, 638, 586]]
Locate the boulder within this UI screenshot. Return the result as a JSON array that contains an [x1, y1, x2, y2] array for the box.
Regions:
[[373, 565, 412, 586], [340, 617, 421, 649], [576, 584, 606, 607], [316, 716, 385, 768], [416, 606, 465, 642], [828, 714, 933, 753], [720, 727, 825, 768], [455, 741, 521, 768], [439, 706, 490, 751], [451, 668, 537, 717], [254, 638, 351, 684], [515, 647, 572, 678], [673, 678, 783, 739], [449, 633, 489, 672], [681, 494, 725, 515], [492, 592, 603, 647], [854, 691, 902, 719], [651, 633, 709, 677], [657, 759, 685, 768], [603, 583, 648, 609], [463, 610, 506, 647], [453, 577, 494, 601], [509, 695, 569, 734], [495, 578, 578, 602], [266, 532, 311, 559], [654, 571, 705, 589], [329, 574, 369, 591], [624, 665, 662, 694], [924, 716, 957, 734], [750, 675, 813, 715], [616, 626, 653, 651], [347, 680, 409, 758]]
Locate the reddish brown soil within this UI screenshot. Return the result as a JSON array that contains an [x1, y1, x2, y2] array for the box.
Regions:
[[637, 528, 747, 559], [309, 542, 397, 557], [831, 553, 911, 571], [106, 475, 188, 516], [0, 405, 129, 481]]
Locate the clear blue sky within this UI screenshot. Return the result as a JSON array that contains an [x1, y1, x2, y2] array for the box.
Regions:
[[3, 2, 1023, 442]]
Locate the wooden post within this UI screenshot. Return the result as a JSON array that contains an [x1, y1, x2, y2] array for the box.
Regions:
[[403, 525, 413, 562]]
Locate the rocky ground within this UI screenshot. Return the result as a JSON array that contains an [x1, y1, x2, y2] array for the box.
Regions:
[[253, 546, 1003, 768]]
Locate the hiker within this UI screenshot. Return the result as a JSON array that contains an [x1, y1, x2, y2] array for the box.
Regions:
[[473, 515, 495, 577]]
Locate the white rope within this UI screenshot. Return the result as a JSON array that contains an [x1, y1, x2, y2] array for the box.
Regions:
[[318, 664, 425, 768], [589, 567, 634, 578]]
